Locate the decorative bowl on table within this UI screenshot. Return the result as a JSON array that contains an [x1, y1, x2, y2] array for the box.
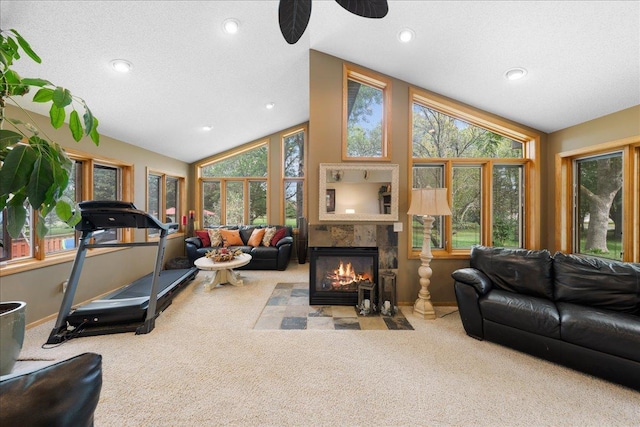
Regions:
[[205, 248, 243, 262]]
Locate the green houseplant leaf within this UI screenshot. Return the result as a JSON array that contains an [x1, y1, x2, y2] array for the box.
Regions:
[[52, 86, 72, 108], [0, 144, 38, 197], [10, 29, 41, 63], [49, 103, 66, 128], [6, 194, 28, 238], [69, 110, 83, 141], [26, 150, 55, 209], [0, 130, 23, 152], [32, 87, 54, 102], [21, 78, 53, 87], [89, 117, 100, 145]]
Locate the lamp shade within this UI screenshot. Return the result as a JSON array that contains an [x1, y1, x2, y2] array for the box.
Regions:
[[407, 188, 452, 216]]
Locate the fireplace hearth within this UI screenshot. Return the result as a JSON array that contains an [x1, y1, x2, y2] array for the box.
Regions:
[[309, 247, 379, 306]]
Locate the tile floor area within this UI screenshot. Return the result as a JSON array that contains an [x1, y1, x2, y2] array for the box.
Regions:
[[254, 283, 414, 330]]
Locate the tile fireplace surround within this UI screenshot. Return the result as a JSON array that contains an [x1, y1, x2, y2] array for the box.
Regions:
[[308, 223, 398, 273]]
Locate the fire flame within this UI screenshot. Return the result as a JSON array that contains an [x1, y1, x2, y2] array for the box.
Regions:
[[326, 260, 370, 288]]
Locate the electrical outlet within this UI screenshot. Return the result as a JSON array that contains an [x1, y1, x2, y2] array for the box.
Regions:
[[61, 280, 68, 293]]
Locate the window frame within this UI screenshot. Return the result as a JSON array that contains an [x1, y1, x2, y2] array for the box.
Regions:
[[195, 140, 269, 226], [281, 125, 308, 227], [408, 87, 541, 259], [146, 168, 186, 240], [555, 136, 639, 262], [342, 64, 392, 161], [0, 148, 134, 275]]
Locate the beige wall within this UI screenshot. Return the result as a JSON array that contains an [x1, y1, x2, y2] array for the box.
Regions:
[[545, 105, 640, 252], [1, 106, 190, 324]]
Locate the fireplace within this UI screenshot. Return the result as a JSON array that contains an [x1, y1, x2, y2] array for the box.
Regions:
[[309, 247, 379, 306]]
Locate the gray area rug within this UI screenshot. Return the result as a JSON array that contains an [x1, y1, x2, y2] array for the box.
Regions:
[[254, 282, 414, 330]]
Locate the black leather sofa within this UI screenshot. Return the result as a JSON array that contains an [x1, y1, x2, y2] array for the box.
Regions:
[[0, 353, 102, 426], [452, 245, 640, 391], [185, 225, 293, 270]]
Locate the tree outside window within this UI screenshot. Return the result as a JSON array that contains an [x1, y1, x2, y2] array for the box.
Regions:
[[411, 93, 531, 257], [44, 160, 81, 254], [93, 164, 120, 243], [283, 128, 306, 227], [343, 66, 390, 161], [576, 153, 623, 260], [200, 143, 268, 225], [147, 172, 183, 239]]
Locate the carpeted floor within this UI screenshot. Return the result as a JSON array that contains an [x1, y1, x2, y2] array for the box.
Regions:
[[12, 263, 640, 426], [254, 282, 415, 330]]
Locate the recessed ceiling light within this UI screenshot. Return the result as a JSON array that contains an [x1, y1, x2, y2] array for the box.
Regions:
[[266, 102, 275, 110], [202, 125, 213, 131], [223, 18, 240, 34], [505, 67, 527, 81], [398, 28, 415, 43], [110, 59, 132, 73]]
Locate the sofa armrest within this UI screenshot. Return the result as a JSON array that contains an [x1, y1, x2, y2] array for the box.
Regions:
[[276, 236, 293, 270], [0, 353, 102, 427], [452, 268, 491, 340], [451, 268, 492, 295], [276, 236, 293, 248], [185, 236, 202, 249], [185, 237, 204, 266]]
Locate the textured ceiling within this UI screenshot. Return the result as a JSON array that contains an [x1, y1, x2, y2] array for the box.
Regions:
[[1, 1, 638, 163]]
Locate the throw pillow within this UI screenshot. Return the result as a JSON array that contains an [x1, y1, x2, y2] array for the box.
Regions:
[[220, 229, 244, 247], [270, 227, 287, 246], [247, 228, 266, 247], [262, 227, 277, 247], [207, 228, 222, 247], [195, 230, 211, 247]]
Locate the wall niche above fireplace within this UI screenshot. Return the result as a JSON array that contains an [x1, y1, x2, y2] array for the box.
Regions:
[[319, 163, 399, 221]]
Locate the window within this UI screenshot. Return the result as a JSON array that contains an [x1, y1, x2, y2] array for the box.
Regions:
[[0, 203, 32, 262], [282, 127, 306, 227], [343, 64, 391, 161], [147, 170, 185, 238], [198, 142, 268, 225], [0, 150, 133, 270], [409, 88, 539, 258], [44, 160, 82, 255], [92, 164, 121, 243], [556, 138, 639, 262]]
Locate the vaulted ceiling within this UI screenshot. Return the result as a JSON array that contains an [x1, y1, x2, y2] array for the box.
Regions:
[[2, 1, 638, 163]]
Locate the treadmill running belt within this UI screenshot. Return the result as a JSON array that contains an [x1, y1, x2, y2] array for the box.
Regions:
[[106, 269, 192, 300], [66, 268, 196, 328]]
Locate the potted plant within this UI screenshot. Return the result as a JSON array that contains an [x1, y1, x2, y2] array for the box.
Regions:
[[0, 301, 26, 375], [0, 28, 100, 375]]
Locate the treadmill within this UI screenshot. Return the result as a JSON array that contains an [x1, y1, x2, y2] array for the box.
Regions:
[[46, 201, 197, 344]]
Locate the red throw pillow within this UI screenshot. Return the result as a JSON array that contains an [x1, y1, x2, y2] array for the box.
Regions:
[[270, 228, 287, 246], [195, 230, 211, 247]]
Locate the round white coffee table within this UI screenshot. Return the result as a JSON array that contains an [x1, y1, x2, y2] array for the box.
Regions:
[[194, 253, 252, 291]]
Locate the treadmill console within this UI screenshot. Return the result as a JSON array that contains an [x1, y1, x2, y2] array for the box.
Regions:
[[76, 200, 168, 231]]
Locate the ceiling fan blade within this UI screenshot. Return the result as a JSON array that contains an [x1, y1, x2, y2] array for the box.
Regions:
[[279, 0, 313, 45], [334, 0, 389, 19]]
